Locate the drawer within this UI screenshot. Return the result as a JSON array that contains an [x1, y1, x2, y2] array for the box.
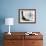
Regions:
[[4, 40, 24, 46], [4, 35, 24, 40], [32, 40, 43, 46], [24, 40, 43, 46], [4, 40, 16, 46], [25, 35, 43, 40]]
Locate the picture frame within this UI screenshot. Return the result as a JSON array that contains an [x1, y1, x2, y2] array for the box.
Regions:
[[18, 9, 36, 23]]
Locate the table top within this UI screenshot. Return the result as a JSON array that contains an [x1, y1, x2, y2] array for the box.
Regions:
[[4, 32, 43, 35]]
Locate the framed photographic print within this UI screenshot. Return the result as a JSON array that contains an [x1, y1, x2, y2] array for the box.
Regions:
[[18, 9, 36, 23]]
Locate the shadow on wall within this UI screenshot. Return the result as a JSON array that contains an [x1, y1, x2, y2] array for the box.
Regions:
[[0, 16, 5, 46]]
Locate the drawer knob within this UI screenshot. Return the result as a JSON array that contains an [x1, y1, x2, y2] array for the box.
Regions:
[[32, 42, 35, 44]]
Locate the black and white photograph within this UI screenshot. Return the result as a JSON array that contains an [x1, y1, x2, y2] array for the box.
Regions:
[[19, 9, 36, 23]]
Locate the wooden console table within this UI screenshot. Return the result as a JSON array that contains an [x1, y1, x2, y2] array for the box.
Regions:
[[4, 32, 43, 46]]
